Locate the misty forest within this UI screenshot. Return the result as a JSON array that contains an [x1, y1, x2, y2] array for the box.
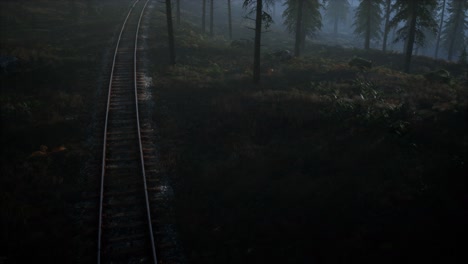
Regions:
[[1, 0, 467, 263]]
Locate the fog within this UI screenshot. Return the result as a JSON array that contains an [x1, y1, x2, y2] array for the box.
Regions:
[[1, 0, 466, 263], [181, 0, 467, 60]]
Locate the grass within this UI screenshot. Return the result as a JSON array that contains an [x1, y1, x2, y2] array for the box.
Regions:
[[0, 0, 132, 262], [154, 81, 466, 263], [1, 1, 466, 263], [147, 7, 468, 264], [158, 82, 466, 263]]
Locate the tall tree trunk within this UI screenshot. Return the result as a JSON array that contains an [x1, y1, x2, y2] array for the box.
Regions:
[[390, 26, 397, 50], [295, 0, 304, 57], [210, 0, 214, 36], [382, 0, 391, 52], [447, 5, 462, 61], [272, 1, 276, 17], [176, 0, 181, 25], [202, 0, 206, 33], [228, 0, 232, 39], [166, 0, 176, 65], [365, 4, 371, 51], [333, 16, 338, 35], [434, 0, 446, 59], [404, 2, 417, 73], [253, 0, 263, 84], [447, 31, 457, 61], [300, 31, 306, 52]]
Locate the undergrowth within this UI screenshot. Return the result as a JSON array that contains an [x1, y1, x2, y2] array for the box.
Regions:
[[149, 9, 468, 264], [0, 1, 131, 262]]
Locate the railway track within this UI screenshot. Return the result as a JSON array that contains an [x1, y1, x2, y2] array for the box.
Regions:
[[97, 0, 157, 263]]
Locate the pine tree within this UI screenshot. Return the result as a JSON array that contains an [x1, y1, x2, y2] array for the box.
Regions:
[[353, 0, 383, 51], [210, 0, 214, 36], [459, 46, 467, 65], [283, 0, 323, 56], [389, 0, 438, 72], [295, 0, 305, 56], [418, 6, 439, 56], [176, 0, 181, 25], [325, 0, 350, 35], [243, 0, 274, 84], [442, 0, 468, 61], [434, 0, 447, 58], [382, 0, 395, 52]]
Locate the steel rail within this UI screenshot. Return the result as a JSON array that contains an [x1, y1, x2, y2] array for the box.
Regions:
[[133, 1, 157, 264], [97, 0, 156, 263]]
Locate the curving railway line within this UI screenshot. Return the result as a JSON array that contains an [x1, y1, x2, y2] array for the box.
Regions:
[[97, 0, 157, 263]]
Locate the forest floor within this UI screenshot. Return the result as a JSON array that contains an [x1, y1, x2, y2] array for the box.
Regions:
[[0, 1, 467, 263], [0, 0, 132, 262], [147, 5, 468, 264]]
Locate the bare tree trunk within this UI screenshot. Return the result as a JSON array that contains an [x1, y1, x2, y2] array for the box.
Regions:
[[166, 0, 176, 65], [210, 0, 214, 36], [228, 0, 232, 39], [382, 0, 391, 52], [202, 0, 206, 33], [295, 0, 304, 57], [404, 3, 417, 73], [300, 30, 306, 52], [253, 0, 263, 84], [176, 0, 181, 25], [434, 0, 446, 59], [333, 16, 338, 35], [365, 5, 371, 51], [391, 26, 397, 50], [447, 28, 458, 61], [447, 7, 462, 61], [272, 1, 276, 17]]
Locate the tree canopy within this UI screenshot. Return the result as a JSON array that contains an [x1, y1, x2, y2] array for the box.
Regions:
[[325, 0, 350, 34], [283, 0, 323, 56], [442, 0, 468, 61], [389, 0, 438, 72], [389, 0, 438, 48], [353, 0, 383, 50]]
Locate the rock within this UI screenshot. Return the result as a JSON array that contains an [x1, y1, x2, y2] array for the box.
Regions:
[[271, 50, 292, 61], [230, 39, 253, 48], [424, 69, 451, 84], [348, 57, 372, 69]]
